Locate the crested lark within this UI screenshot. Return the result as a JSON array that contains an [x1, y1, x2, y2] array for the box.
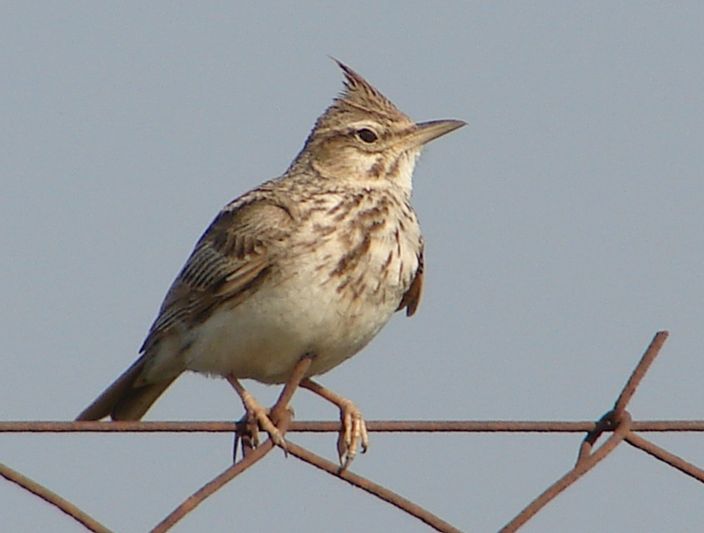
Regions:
[[77, 60, 465, 467]]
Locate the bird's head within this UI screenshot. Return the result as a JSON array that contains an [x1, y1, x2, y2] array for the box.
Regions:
[[290, 60, 465, 194]]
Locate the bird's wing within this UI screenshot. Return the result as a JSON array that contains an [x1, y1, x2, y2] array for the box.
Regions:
[[397, 247, 424, 317], [140, 196, 294, 353]]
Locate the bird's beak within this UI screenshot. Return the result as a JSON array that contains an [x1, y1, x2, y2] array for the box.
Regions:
[[400, 119, 466, 150]]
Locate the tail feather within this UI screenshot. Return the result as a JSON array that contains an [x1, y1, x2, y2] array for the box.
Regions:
[[112, 378, 176, 420], [76, 356, 177, 421]]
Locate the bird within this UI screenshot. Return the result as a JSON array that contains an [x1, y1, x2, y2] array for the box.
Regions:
[[76, 59, 465, 468]]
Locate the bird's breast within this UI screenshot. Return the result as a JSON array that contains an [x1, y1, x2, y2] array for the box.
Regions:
[[184, 190, 422, 384]]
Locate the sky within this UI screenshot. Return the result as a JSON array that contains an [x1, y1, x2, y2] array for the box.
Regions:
[[2, 3, 704, 532]]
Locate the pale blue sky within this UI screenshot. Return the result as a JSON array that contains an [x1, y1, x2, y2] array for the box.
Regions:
[[2, 3, 703, 532]]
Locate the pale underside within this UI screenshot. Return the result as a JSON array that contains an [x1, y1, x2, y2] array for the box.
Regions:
[[137, 181, 423, 386]]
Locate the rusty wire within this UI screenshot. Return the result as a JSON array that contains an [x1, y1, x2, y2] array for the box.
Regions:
[[152, 414, 287, 533], [499, 331, 696, 532], [3, 419, 704, 433], [0, 461, 111, 533], [624, 432, 704, 483], [3, 330, 704, 532], [284, 438, 462, 533]]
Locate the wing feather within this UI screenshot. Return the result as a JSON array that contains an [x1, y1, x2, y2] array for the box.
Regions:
[[140, 199, 293, 353], [397, 248, 424, 317]]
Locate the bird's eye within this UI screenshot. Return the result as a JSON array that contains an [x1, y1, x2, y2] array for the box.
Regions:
[[356, 128, 378, 143]]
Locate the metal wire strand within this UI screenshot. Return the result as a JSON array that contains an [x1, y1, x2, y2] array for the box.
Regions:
[[4, 330, 704, 532]]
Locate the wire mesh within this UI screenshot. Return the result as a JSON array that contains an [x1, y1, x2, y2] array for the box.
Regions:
[[3, 331, 703, 532]]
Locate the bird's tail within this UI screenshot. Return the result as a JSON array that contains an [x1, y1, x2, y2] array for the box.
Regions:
[[76, 356, 177, 421]]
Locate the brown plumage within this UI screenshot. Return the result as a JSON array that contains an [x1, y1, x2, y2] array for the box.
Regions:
[[77, 59, 464, 467]]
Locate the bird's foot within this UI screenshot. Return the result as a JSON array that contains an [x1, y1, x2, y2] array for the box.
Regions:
[[228, 376, 287, 451], [336, 397, 369, 470], [300, 378, 369, 470], [245, 396, 287, 450]]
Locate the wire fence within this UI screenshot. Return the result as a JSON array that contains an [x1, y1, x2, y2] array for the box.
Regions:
[[3, 331, 703, 531]]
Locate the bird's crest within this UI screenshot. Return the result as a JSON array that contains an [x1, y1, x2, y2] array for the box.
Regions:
[[310, 59, 411, 133], [332, 59, 404, 118]]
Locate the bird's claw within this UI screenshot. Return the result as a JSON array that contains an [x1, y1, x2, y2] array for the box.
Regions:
[[336, 400, 368, 470], [250, 405, 287, 451], [235, 406, 287, 460]]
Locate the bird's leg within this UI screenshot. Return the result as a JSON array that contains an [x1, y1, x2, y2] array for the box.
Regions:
[[300, 378, 369, 470], [227, 376, 285, 450], [228, 354, 314, 457], [270, 353, 314, 424]]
